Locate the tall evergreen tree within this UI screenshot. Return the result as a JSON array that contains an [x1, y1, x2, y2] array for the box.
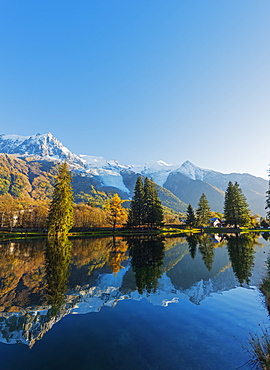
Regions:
[[143, 177, 163, 228], [143, 177, 153, 226], [128, 176, 144, 227], [186, 204, 196, 227], [196, 193, 211, 226], [224, 181, 250, 228], [266, 171, 270, 220], [128, 176, 163, 228], [47, 162, 74, 236]]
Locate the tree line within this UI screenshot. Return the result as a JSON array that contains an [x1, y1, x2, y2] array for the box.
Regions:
[[2, 161, 270, 232], [0, 164, 162, 233], [43, 167, 164, 234], [0, 163, 128, 231], [185, 181, 255, 228], [41, 164, 165, 234]]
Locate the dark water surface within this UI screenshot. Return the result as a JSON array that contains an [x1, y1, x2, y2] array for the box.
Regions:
[[0, 234, 269, 369]]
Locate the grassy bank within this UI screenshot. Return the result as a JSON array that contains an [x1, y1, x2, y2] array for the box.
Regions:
[[0, 226, 269, 242]]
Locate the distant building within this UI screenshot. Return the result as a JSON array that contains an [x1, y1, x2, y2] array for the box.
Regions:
[[209, 217, 223, 227]]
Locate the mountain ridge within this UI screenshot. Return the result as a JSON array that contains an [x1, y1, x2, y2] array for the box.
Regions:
[[0, 132, 268, 215]]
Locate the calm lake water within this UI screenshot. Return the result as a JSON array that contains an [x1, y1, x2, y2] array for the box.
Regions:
[[0, 233, 270, 369]]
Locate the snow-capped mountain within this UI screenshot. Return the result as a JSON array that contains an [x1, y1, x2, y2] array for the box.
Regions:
[[0, 233, 268, 348], [79, 154, 132, 193], [164, 160, 268, 214], [0, 132, 268, 214], [0, 132, 85, 168], [0, 254, 259, 348], [131, 160, 180, 186], [132, 159, 209, 185], [176, 160, 210, 181], [0, 262, 239, 347]]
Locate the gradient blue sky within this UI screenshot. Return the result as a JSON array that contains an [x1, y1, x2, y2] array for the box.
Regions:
[[0, 1, 269, 178]]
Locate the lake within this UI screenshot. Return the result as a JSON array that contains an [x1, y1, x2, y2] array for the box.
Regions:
[[0, 233, 269, 369]]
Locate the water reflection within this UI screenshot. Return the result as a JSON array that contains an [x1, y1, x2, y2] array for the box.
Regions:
[[186, 234, 197, 259], [226, 233, 257, 285], [262, 232, 270, 241], [196, 234, 216, 271], [45, 235, 72, 315], [128, 237, 165, 294], [108, 237, 129, 276], [0, 234, 268, 349], [0, 239, 46, 312]]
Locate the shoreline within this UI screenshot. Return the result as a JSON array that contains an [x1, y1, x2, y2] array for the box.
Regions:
[[0, 226, 268, 242]]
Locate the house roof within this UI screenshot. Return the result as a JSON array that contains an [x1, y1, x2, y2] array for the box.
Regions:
[[209, 217, 221, 222]]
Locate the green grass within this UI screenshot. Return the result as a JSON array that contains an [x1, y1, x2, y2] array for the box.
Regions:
[[0, 226, 268, 241]]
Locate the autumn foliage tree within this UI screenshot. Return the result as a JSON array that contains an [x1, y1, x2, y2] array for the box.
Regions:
[[0, 194, 49, 229], [74, 203, 109, 228], [106, 193, 127, 231]]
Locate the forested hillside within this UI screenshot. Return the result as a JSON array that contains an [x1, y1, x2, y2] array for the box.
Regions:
[[0, 154, 185, 229], [0, 154, 57, 199]]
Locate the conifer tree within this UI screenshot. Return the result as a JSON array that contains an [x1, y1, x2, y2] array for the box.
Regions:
[[266, 172, 270, 221], [196, 193, 211, 226], [47, 162, 74, 236], [224, 181, 250, 228], [128, 176, 144, 227], [151, 184, 163, 227], [128, 176, 163, 228], [143, 177, 153, 226], [186, 204, 196, 227], [143, 177, 163, 228]]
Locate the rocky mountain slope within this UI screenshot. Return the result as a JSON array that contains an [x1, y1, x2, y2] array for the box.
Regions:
[[0, 132, 268, 215], [0, 133, 84, 168]]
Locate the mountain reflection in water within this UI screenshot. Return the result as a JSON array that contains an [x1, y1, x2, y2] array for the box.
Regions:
[[0, 233, 268, 349]]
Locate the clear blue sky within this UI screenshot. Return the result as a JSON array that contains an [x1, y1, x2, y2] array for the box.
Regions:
[[0, 1, 269, 179]]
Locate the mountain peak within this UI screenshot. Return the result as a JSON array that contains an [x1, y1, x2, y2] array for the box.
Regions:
[[182, 160, 193, 165], [178, 160, 205, 180], [0, 132, 84, 168]]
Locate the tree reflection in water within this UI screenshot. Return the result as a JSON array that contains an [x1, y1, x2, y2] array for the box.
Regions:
[[128, 237, 165, 294], [262, 232, 270, 241], [186, 234, 198, 259], [196, 234, 216, 271], [185, 233, 216, 271], [107, 236, 129, 276], [45, 235, 72, 315], [226, 233, 256, 285]]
